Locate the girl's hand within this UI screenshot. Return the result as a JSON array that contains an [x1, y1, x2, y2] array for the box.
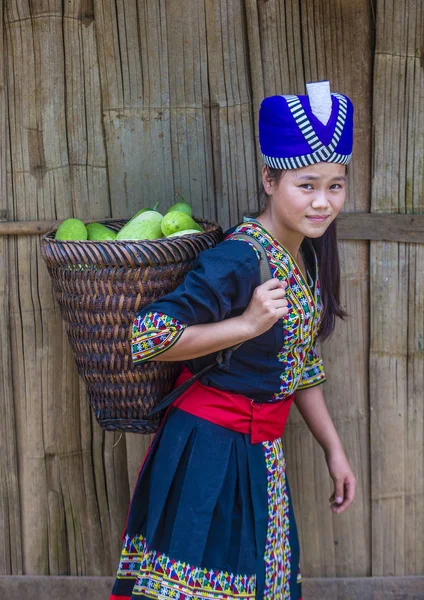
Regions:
[[325, 448, 357, 514], [241, 278, 289, 337]]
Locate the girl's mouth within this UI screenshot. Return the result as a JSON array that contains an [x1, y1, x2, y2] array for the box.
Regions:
[[306, 215, 331, 222]]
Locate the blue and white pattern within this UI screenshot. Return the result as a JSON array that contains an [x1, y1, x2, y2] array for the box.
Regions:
[[259, 87, 354, 170], [262, 93, 351, 169]]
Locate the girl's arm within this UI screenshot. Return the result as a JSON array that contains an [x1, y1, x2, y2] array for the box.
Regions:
[[153, 278, 288, 361], [294, 384, 357, 514], [153, 314, 255, 361]]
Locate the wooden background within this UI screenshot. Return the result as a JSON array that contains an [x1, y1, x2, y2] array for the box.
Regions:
[[0, 0, 423, 585]]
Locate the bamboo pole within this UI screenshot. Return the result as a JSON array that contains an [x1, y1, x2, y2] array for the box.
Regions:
[[0, 0, 23, 576], [370, 0, 424, 576], [1, 213, 424, 241]]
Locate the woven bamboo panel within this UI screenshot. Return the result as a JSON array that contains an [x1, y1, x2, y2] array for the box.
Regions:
[[4, 0, 125, 576], [0, 0, 422, 583], [370, 0, 424, 576]]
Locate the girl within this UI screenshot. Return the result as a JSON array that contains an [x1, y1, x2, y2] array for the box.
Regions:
[[111, 81, 357, 600]]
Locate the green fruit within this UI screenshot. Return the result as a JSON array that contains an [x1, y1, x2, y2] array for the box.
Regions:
[[55, 218, 87, 241], [116, 210, 164, 240], [192, 221, 204, 232], [86, 222, 117, 241], [161, 212, 201, 237], [131, 208, 153, 219], [130, 202, 160, 221], [166, 201, 192, 217], [167, 229, 202, 238]]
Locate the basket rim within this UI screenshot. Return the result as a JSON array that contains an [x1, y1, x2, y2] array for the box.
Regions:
[[40, 217, 223, 269], [41, 217, 221, 245]]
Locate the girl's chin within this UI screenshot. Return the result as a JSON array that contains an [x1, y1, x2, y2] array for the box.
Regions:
[[304, 227, 328, 238]]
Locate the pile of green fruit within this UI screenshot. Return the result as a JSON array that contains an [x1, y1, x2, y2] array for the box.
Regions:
[[55, 197, 204, 241]]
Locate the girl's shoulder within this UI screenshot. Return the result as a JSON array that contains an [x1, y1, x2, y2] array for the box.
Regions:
[[197, 225, 261, 273], [222, 218, 267, 260], [224, 218, 283, 263]]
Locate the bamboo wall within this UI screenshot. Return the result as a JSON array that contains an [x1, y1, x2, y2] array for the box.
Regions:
[[0, 0, 422, 584]]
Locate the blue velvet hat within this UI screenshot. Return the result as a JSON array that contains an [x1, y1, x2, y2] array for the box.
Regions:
[[259, 81, 354, 169]]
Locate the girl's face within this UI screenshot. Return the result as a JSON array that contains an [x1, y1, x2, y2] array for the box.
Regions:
[[262, 162, 347, 240]]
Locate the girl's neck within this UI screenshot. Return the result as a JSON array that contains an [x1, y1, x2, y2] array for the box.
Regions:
[[255, 212, 305, 261]]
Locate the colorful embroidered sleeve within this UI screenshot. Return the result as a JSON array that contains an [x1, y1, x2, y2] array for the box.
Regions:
[[132, 311, 187, 364], [296, 344, 326, 390]]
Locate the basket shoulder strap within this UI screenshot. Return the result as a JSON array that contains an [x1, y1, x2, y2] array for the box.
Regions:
[[223, 233, 273, 355], [226, 232, 273, 284], [147, 362, 216, 417]]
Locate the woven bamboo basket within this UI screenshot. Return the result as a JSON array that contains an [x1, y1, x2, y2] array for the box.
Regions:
[[40, 218, 223, 434]]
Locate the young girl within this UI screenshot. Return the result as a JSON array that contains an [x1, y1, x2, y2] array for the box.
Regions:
[[111, 81, 357, 600]]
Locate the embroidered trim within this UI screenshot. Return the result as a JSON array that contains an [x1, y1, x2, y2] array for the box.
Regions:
[[297, 347, 326, 390], [132, 311, 186, 364], [116, 533, 256, 599], [262, 93, 351, 169], [229, 222, 323, 401], [263, 439, 293, 599]]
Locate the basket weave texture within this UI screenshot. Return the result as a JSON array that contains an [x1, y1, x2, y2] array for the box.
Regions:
[[40, 218, 223, 433]]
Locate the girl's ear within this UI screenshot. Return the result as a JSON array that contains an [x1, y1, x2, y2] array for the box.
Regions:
[[262, 165, 273, 195]]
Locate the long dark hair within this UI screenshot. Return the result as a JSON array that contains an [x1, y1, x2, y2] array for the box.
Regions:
[[257, 167, 347, 340]]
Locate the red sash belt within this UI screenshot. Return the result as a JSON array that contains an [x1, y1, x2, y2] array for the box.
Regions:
[[172, 366, 294, 444]]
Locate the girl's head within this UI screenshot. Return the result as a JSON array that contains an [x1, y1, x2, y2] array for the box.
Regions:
[[257, 82, 354, 338], [260, 162, 347, 240], [258, 163, 347, 339]]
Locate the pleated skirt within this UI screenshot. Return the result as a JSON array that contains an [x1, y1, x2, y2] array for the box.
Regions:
[[110, 406, 302, 600]]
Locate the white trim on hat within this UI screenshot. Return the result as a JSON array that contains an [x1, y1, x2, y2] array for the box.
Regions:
[[261, 151, 352, 170], [306, 81, 332, 125]]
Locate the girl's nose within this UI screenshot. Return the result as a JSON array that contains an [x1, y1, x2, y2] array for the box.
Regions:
[[311, 193, 330, 208]]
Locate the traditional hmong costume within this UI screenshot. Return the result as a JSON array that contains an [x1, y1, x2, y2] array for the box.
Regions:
[[110, 81, 354, 600]]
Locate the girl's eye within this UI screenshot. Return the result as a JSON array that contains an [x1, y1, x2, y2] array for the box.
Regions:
[[330, 184, 342, 190], [300, 184, 313, 190]]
